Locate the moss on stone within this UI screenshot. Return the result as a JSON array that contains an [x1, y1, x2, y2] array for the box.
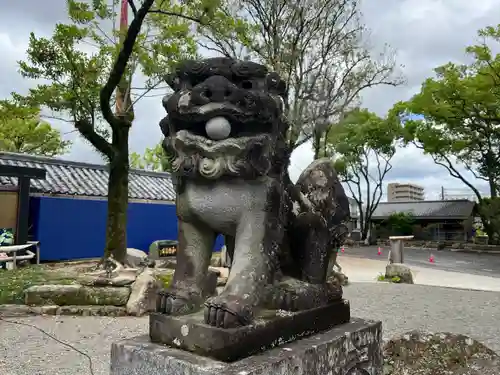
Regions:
[[24, 285, 131, 306], [383, 331, 499, 375], [156, 273, 172, 288]]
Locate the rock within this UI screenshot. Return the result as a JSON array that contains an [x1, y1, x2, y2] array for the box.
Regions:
[[126, 268, 162, 316], [126, 248, 148, 267], [210, 253, 221, 267], [384, 331, 500, 375], [36, 305, 59, 315], [56, 305, 128, 317], [25, 284, 131, 306], [385, 263, 414, 284], [0, 304, 35, 317], [78, 272, 137, 287], [217, 277, 227, 287], [155, 259, 176, 269], [328, 271, 348, 286], [208, 267, 221, 277]]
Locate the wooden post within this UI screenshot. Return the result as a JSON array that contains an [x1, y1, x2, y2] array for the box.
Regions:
[[15, 177, 31, 245]]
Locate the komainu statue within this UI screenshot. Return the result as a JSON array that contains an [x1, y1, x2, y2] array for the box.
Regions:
[[155, 57, 350, 331]]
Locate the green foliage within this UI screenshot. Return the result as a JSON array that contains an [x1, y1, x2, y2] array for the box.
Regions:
[[0, 100, 70, 156], [14, 0, 213, 150], [130, 142, 173, 172], [377, 274, 401, 283], [0, 266, 75, 304], [392, 25, 500, 200], [391, 25, 500, 240], [155, 272, 173, 288], [477, 197, 500, 243], [384, 212, 415, 236], [326, 108, 401, 239]]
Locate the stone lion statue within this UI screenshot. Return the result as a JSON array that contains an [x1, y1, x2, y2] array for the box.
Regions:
[[156, 57, 350, 328]]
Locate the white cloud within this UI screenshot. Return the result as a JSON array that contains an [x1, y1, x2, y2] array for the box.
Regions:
[[1, 0, 499, 201]]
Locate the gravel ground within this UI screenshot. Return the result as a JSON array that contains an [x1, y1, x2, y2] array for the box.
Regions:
[[1, 283, 499, 375]]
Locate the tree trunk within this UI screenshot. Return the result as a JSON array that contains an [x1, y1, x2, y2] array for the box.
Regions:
[[104, 127, 130, 263]]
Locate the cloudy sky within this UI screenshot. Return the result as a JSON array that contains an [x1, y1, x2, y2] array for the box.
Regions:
[[0, 0, 497, 201]]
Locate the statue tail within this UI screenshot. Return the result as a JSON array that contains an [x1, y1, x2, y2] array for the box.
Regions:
[[294, 158, 350, 245]]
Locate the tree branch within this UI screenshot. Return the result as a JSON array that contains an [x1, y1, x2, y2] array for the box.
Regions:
[[127, 0, 138, 17], [75, 119, 114, 158], [100, 0, 155, 131]]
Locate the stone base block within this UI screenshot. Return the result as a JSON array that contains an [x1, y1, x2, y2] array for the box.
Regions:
[[110, 318, 383, 375], [150, 299, 350, 361]]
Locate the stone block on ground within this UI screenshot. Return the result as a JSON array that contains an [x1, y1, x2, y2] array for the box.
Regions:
[[24, 284, 131, 306], [127, 248, 148, 268], [127, 269, 163, 316], [149, 299, 350, 362], [111, 318, 382, 375], [148, 240, 178, 261], [77, 272, 137, 287], [385, 263, 414, 284], [54, 305, 128, 316], [209, 252, 221, 267], [384, 330, 500, 375], [154, 259, 176, 269]]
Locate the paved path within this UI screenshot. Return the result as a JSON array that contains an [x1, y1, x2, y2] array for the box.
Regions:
[[341, 246, 500, 278], [338, 256, 500, 292], [1, 283, 500, 375]]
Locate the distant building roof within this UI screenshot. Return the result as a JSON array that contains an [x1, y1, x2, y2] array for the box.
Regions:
[[0, 152, 176, 201], [371, 200, 476, 220]]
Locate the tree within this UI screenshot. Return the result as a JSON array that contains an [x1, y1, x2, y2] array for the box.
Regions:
[[383, 212, 415, 236], [15, 0, 223, 263], [393, 25, 500, 242], [130, 141, 173, 172], [0, 100, 70, 156], [325, 108, 401, 241], [197, 0, 402, 154]]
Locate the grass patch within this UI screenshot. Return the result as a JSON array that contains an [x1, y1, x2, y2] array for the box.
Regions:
[[0, 266, 76, 304], [155, 273, 173, 288], [377, 273, 401, 283]]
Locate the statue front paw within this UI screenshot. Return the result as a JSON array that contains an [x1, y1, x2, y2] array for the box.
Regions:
[[203, 295, 254, 328], [156, 288, 203, 316]]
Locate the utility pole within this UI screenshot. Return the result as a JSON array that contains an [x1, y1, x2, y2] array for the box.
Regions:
[[441, 186, 445, 200], [115, 0, 129, 116]]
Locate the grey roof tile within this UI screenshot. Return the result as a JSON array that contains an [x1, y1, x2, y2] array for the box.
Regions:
[[0, 152, 175, 201], [371, 200, 476, 219]]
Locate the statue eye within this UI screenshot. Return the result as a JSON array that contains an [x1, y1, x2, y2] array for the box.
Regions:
[[240, 80, 253, 89]]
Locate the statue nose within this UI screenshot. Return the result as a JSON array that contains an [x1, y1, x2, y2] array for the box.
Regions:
[[191, 76, 238, 104]]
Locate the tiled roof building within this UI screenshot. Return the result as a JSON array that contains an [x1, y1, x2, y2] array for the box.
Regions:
[[0, 152, 175, 201]]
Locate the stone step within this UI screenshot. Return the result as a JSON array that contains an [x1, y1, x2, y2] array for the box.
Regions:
[[24, 284, 131, 306]]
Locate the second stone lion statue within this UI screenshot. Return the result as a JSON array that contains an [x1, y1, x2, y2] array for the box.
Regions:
[[156, 57, 350, 329]]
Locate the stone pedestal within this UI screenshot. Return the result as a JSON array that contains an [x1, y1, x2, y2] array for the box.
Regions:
[[110, 318, 383, 375], [388, 235, 414, 264]]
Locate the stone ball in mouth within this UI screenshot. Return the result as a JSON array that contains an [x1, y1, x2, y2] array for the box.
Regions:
[[205, 116, 231, 140]]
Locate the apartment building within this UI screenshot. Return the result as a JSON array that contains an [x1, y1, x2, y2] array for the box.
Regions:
[[387, 182, 425, 202]]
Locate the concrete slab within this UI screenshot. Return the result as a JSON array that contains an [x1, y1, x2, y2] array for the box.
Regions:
[[110, 317, 383, 375]]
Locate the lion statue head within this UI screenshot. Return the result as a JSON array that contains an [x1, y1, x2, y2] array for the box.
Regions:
[[159, 57, 289, 180]]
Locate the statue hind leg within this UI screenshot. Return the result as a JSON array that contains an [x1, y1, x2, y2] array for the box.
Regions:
[[293, 158, 350, 282], [267, 159, 349, 312]]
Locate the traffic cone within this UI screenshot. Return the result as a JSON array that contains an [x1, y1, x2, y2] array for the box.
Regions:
[[377, 247, 382, 256], [341, 246, 345, 253], [429, 253, 435, 263]]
